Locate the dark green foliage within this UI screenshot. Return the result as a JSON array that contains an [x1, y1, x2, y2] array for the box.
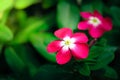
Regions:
[[0, 24, 13, 42], [57, 1, 80, 30], [0, 0, 119, 80]]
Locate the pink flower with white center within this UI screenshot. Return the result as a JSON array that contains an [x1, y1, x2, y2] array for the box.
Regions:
[[78, 10, 112, 38], [47, 28, 89, 65]]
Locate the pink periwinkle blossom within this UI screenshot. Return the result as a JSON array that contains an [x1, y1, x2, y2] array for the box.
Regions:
[[47, 28, 89, 65], [78, 10, 112, 38]]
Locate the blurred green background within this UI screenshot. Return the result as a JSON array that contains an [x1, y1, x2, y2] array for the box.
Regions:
[[0, 0, 120, 80]]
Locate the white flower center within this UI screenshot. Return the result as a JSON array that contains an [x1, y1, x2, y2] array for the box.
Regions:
[[88, 17, 101, 27], [60, 36, 76, 51]]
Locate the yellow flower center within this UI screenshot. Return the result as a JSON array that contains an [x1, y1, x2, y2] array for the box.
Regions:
[[60, 37, 76, 51], [88, 17, 101, 27], [92, 18, 98, 23], [65, 40, 71, 45]]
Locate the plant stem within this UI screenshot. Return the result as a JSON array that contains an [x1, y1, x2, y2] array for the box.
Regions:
[[89, 38, 97, 48]]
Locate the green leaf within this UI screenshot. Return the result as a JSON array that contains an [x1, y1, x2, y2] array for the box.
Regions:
[[81, 3, 93, 12], [96, 38, 107, 46], [57, 1, 80, 30], [88, 46, 117, 70], [104, 66, 118, 79], [34, 64, 70, 80], [14, 0, 40, 9], [13, 45, 40, 77], [0, 0, 13, 11], [13, 19, 47, 44], [15, 10, 27, 28], [78, 63, 90, 76], [81, 0, 103, 13], [0, 12, 4, 21], [87, 46, 104, 59], [0, 45, 3, 54], [110, 6, 120, 26], [30, 33, 56, 63], [42, 0, 57, 9], [13, 12, 55, 44], [85, 38, 107, 60], [87, 38, 107, 59], [0, 24, 13, 42], [0, 10, 11, 24], [5, 47, 26, 73]]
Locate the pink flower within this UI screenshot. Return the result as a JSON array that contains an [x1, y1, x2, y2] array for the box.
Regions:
[[78, 10, 112, 38], [47, 28, 89, 65]]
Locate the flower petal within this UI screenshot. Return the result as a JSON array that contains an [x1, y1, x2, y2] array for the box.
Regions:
[[47, 40, 61, 53], [102, 17, 112, 31], [56, 49, 72, 65], [54, 28, 72, 39], [71, 44, 89, 59], [78, 21, 89, 30], [72, 32, 88, 43], [89, 27, 105, 38], [93, 10, 103, 19], [80, 12, 92, 18]]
